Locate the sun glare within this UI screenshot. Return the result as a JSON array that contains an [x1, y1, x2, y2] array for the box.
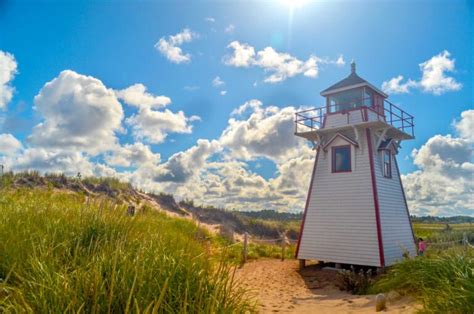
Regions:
[[281, 0, 309, 9]]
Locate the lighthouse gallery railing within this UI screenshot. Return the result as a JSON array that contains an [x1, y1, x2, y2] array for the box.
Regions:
[[294, 99, 414, 137]]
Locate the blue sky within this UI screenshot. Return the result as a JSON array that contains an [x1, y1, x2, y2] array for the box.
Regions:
[[0, 0, 472, 215]]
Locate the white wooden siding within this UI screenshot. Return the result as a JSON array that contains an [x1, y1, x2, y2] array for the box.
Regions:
[[366, 109, 380, 122], [325, 113, 349, 128], [325, 110, 365, 128], [324, 109, 382, 130], [373, 143, 417, 265], [298, 131, 382, 266]]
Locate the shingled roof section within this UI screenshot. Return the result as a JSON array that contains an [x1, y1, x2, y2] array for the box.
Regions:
[[378, 138, 394, 150], [320, 62, 388, 97]]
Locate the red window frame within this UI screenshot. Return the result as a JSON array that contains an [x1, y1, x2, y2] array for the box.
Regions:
[[332, 145, 352, 173], [383, 149, 392, 178]]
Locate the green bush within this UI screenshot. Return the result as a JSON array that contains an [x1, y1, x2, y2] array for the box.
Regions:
[[0, 189, 254, 313]]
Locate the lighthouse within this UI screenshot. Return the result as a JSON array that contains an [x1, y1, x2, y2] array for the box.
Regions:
[[295, 62, 416, 268]]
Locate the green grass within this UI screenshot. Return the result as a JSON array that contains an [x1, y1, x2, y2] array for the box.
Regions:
[[81, 176, 133, 191], [371, 248, 474, 314], [371, 223, 474, 313], [222, 243, 296, 264], [0, 189, 254, 313], [413, 222, 474, 240]]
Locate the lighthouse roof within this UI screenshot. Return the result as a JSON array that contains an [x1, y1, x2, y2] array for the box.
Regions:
[[378, 138, 400, 153], [320, 62, 388, 97]]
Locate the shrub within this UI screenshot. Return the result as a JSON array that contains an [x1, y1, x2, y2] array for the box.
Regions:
[[335, 266, 374, 295]]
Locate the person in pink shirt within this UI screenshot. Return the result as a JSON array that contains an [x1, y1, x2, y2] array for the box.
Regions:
[[418, 238, 426, 256]]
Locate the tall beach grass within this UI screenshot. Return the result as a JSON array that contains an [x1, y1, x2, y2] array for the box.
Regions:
[[0, 189, 254, 313], [371, 247, 474, 313]]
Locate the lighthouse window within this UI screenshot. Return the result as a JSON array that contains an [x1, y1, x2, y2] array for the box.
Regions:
[[328, 88, 364, 113], [332, 146, 351, 173], [383, 150, 392, 178], [363, 88, 373, 107]]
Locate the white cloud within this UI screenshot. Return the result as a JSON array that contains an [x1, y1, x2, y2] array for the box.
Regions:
[[0, 69, 312, 212], [270, 153, 314, 199], [4, 147, 96, 176], [28, 70, 124, 155], [454, 110, 474, 142], [223, 41, 255, 67], [403, 110, 474, 216], [382, 51, 462, 95], [155, 145, 314, 211], [381, 75, 418, 94], [419, 50, 462, 95], [196, 161, 276, 209], [115, 84, 171, 109], [126, 107, 197, 144], [212, 76, 225, 87], [230, 99, 262, 116], [154, 29, 198, 64], [131, 150, 313, 212], [220, 99, 309, 162], [223, 41, 342, 83], [0, 50, 18, 109], [151, 139, 221, 184], [119, 100, 315, 211], [105, 142, 160, 168], [205, 17, 215, 23], [184, 85, 199, 92], [115, 83, 199, 144], [335, 54, 345, 66], [224, 24, 235, 34], [220, 90, 227, 96], [0, 133, 22, 156], [256, 47, 322, 83]]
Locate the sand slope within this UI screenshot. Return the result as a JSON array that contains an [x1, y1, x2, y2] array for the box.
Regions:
[[234, 259, 419, 313]]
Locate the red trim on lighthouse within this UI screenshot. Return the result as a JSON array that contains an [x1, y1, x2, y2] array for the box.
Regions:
[[295, 147, 320, 258], [394, 156, 417, 248], [366, 129, 385, 267]]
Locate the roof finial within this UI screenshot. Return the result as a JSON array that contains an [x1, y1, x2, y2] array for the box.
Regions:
[[351, 60, 356, 74]]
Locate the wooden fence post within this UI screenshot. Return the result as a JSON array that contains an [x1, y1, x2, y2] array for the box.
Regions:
[[242, 232, 248, 264], [127, 205, 135, 216], [463, 232, 468, 251], [281, 233, 287, 261]]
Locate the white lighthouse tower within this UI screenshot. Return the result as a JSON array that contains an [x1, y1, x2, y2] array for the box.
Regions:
[[295, 62, 416, 268]]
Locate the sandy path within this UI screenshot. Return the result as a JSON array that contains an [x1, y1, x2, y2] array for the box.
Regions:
[[234, 259, 418, 313]]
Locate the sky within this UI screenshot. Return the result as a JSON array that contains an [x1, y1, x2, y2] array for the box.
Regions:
[[0, 0, 472, 216]]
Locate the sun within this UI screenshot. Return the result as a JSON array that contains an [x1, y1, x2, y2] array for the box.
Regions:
[[280, 0, 309, 9]]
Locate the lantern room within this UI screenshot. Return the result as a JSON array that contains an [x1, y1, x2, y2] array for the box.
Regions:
[[321, 62, 387, 115], [294, 62, 414, 143]]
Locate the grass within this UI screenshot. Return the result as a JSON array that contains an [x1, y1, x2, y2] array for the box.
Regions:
[[222, 243, 296, 264], [371, 248, 474, 313], [413, 222, 474, 240], [371, 223, 474, 313], [0, 189, 254, 313]]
